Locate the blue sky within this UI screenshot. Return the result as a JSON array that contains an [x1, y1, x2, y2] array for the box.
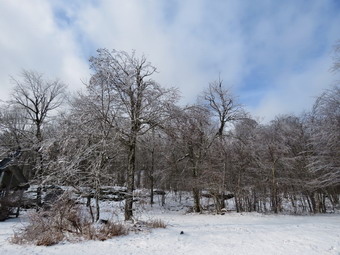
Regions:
[[0, 0, 339, 122]]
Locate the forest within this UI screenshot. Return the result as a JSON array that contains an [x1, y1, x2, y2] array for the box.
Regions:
[[0, 46, 339, 224]]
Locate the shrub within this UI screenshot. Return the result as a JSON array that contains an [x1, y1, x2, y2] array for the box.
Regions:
[[96, 221, 128, 241], [11, 192, 128, 246], [35, 230, 64, 246], [146, 219, 166, 229], [0, 200, 12, 221], [11, 192, 84, 245], [0, 192, 21, 221]]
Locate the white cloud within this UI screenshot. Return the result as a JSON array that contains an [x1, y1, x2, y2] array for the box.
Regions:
[[0, 0, 338, 122], [0, 0, 89, 101], [250, 56, 334, 123], [239, 0, 339, 122], [72, 0, 246, 103]]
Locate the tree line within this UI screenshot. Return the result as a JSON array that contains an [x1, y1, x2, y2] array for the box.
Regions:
[[0, 47, 339, 220]]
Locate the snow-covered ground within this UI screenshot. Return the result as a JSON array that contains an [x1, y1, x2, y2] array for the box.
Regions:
[[1, 209, 340, 255]]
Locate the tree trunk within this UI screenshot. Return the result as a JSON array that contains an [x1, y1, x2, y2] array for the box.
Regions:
[[271, 162, 279, 213], [192, 162, 201, 213], [95, 193, 100, 222], [36, 122, 42, 143], [150, 176, 154, 206], [235, 194, 240, 213], [253, 190, 257, 212], [87, 196, 95, 223], [193, 187, 201, 213], [150, 146, 155, 206], [36, 186, 42, 211], [309, 192, 316, 213], [161, 192, 165, 207], [125, 135, 137, 221]]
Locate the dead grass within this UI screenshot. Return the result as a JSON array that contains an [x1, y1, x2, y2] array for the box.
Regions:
[[96, 221, 128, 241], [146, 218, 167, 229], [11, 192, 128, 246], [11, 212, 66, 246]]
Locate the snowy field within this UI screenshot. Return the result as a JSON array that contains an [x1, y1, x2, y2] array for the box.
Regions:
[[1, 209, 340, 255]]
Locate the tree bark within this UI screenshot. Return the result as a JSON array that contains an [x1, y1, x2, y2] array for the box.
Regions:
[[124, 133, 137, 221], [193, 187, 201, 213]]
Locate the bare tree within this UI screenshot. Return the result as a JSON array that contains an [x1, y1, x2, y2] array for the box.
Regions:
[[203, 77, 243, 138], [89, 49, 178, 220], [227, 118, 260, 212], [167, 105, 213, 212], [201, 77, 244, 211], [0, 105, 30, 150], [10, 70, 66, 144], [9, 70, 66, 208], [61, 85, 125, 221], [44, 112, 121, 221], [308, 85, 340, 190]]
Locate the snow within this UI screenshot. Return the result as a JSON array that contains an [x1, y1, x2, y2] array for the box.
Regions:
[[1, 209, 340, 255]]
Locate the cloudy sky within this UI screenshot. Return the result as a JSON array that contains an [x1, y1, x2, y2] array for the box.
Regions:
[[0, 0, 339, 122]]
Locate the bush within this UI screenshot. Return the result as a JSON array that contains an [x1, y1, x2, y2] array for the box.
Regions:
[[36, 230, 64, 246], [0, 192, 21, 221], [146, 219, 167, 229], [96, 221, 128, 241], [0, 200, 12, 221], [11, 192, 128, 246]]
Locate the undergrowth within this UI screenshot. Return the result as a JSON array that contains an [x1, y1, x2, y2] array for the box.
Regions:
[[11, 192, 128, 246], [146, 218, 167, 229]]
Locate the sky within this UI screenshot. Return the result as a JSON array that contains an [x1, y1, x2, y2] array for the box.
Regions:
[[0, 0, 339, 122]]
